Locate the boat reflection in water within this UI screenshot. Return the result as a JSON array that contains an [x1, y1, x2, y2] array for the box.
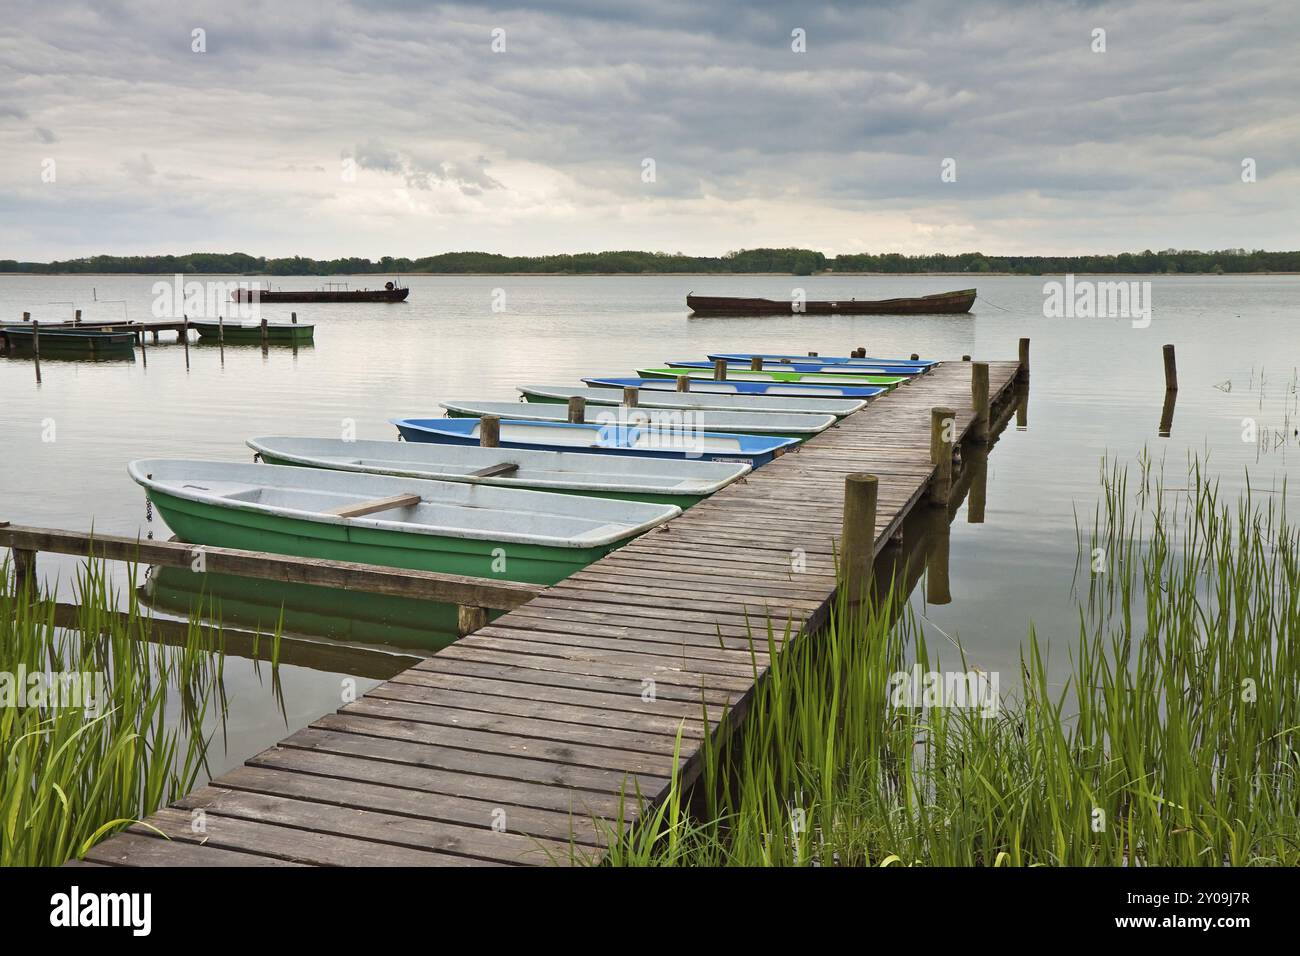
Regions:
[[139, 564, 475, 659]]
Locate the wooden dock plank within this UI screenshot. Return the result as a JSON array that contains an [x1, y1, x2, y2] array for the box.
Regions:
[[88, 358, 1021, 867]]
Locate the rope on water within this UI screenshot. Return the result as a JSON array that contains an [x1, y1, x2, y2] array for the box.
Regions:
[[975, 295, 1016, 313]]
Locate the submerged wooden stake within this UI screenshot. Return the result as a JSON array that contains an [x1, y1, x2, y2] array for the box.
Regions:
[[929, 406, 955, 504], [971, 361, 990, 443], [567, 395, 586, 423], [840, 473, 878, 604], [1163, 344, 1178, 392], [479, 415, 500, 447]]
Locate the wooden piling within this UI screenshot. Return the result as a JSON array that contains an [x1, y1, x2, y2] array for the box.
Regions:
[[291, 312, 298, 324], [182, 318, 190, 369], [567, 395, 586, 424], [32, 320, 41, 383], [479, 415, 500, 448], [962, 354, 971, 361], [623, 387, 639, 407], [839, 474, 878, 604], [807, 351, 819, 357], [713, 359, 727, 381], [260, 317, 269, 347], [218, 316, 225, 347], [22, 312, 30, 322], [971, 362, 990, 443], [910, 353, 919, 361], [675, 375, 690, 392], [11, 548, 35, 591], [1018, 337, 1030, 385], [750, 357, 762, 370], [74, 309, 82, 325], [457, 605, 489, 637], [1163, 344, 1178, 392], [928, 406, 955, 504]]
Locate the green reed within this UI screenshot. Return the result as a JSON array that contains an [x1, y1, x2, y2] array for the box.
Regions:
[[604, 455, 1300, 866], [0, 559, 228, 866]]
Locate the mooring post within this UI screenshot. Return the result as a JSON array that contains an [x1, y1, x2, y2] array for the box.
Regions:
[[971, 361, 990, 443], [675, 375, 690, 392], [1018, 337, 1030, 386], [750, 356, 762, 370], [840, 474, 878, 604], [567, 395, 586, 423], [74, 309, 82, 325], [260, 316, 269, 347], [32, 320, 41, 384], [479, 414, 500, 447], [182, 317, 190, 369], [22, 311, 30, 322], [713, 359, 727, 380], [12, 548, 35, 591], [1163, 344, 1178, 392], [623, 386, 639, 407], [291, 311, 298, 324], [929, 406, 955, 504], [457, 604, 488, 637]]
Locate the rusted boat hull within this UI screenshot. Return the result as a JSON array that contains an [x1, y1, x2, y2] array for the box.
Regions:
[[686, 289, 976, 316]]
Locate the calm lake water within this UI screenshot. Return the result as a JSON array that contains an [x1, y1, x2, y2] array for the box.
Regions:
[[2, 273, 1298, 777]]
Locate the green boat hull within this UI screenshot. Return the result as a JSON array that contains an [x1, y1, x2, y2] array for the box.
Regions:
[[192, 323, 314, 343], [258, 453, 709, 508], [149, 488, 621, 586]]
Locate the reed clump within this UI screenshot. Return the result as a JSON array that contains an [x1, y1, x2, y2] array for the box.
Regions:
[[604, 457, 1300, 866], [0, 560, 227, 866]]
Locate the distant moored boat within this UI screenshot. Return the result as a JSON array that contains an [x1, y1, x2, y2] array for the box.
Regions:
[[686, 288, 976, 316], [232, 280, 409, 303]]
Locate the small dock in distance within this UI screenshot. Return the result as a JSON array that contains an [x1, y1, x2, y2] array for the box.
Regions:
[[51, 352, 1027, 866]]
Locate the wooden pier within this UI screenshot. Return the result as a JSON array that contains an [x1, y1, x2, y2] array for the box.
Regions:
[[25, 355, 1025, 867]]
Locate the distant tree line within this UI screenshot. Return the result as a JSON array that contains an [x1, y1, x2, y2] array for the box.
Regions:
[[2, 247, 1296, 275]]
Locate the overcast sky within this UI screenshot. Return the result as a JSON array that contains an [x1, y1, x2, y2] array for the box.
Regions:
[[1, 0, 1296, 260]]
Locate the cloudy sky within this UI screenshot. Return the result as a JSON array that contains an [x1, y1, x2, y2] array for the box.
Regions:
[[1, 0, 1296, 260]]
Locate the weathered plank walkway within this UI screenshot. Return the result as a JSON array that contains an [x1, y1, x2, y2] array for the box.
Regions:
[[82, 358, 1022, 867]]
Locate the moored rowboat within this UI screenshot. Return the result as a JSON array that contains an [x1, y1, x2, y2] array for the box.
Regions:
[[686, 289, 976, 315], [582, 376, 884, 400], [519, 384, 868, 417], [248, 435, 749, 507], [440, 399, 835, 440], [128, 459, 679, 586], [189, 319, 315, 343], [392, 417, 798, 467], [666, 359, 924, 376], [1, 327, 136, 354], [709, 352, 937, 368], [637, 367, 908, 387]]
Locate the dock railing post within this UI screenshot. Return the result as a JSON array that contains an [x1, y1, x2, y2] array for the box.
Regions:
[[928, 406, 955, 504], [971, 361, 990, 443], [479, 414, 500, 447], [32, 320, 41, 384], [713, 359, 727, 380], [623, 386, 639, 407], [567, 395, 586, 423], [840, 474, 878, 604]]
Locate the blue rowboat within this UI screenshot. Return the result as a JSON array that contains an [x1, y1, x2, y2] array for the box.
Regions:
[[709, 352, 937, 368], [667, 359, 924, 376], [391, 417, 798, 468], [583, 376, 884, 400]]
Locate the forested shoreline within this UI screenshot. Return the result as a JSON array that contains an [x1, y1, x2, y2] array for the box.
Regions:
[[4, 247, 1296, 276]]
